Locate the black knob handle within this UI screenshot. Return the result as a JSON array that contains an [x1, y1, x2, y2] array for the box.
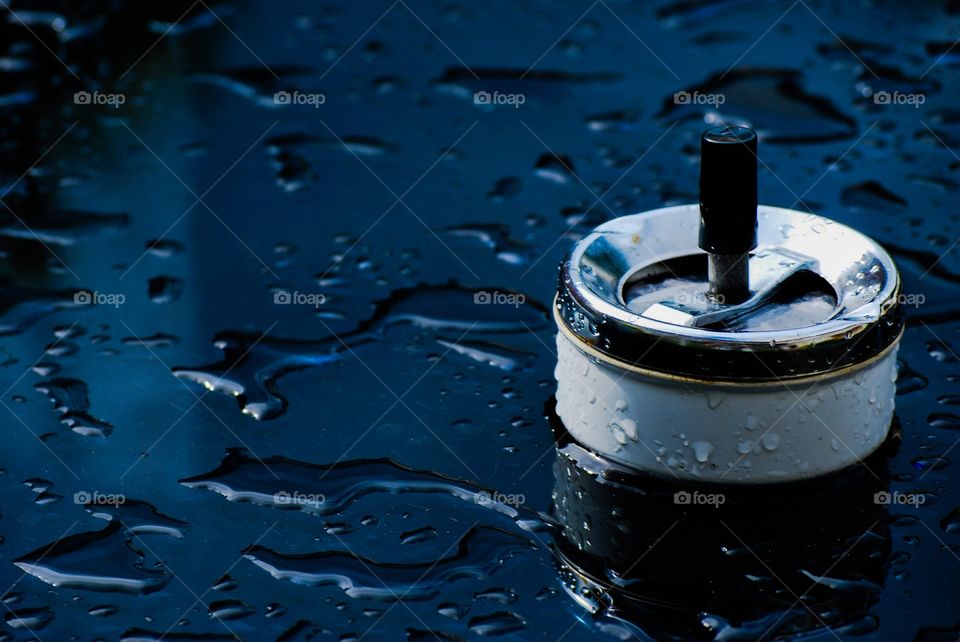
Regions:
[[699, 126, 758, 255]]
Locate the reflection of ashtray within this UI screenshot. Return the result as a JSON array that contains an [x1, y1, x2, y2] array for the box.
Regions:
[[548, 404, 899, 641]]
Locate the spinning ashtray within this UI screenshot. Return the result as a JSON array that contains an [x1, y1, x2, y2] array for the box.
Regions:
[[554, 126, 904, 483]]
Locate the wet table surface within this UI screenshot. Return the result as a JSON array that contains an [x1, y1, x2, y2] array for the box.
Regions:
[[0, 1, 958, 640]]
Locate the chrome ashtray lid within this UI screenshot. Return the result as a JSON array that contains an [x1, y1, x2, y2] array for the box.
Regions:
[[557, 204, 903, 381]]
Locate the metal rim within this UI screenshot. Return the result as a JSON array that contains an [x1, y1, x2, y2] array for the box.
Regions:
[[555, 305, 904, 388]]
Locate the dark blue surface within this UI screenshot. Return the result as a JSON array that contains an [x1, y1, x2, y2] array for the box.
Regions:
[[0, 1, 958, 640]]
